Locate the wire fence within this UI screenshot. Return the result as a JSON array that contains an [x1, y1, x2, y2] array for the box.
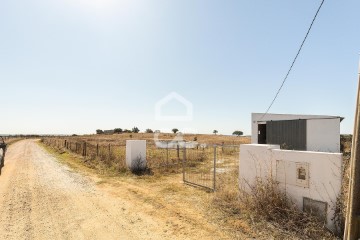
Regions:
[[42, 138, 128, 171], [183, 145, 240, 191], [42, 137, 241, 191], [41, 138, 208, 172]]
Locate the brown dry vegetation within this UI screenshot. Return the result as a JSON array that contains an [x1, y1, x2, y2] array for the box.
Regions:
[[213, 170, 337, 239], [42, 133, 250, 175], [332, 135, 352, 236], [211, 135, 351, 239], [4, 137, 23, 146], [40, 133, 350, 239], [69, 133, 250, 146]]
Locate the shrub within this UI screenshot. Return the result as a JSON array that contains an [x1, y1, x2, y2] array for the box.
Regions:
[[130, 155, 150, 175], [145, 129, 154, 133], [132, 127, 140, 133], [114, 128, 123, 134], [240, 178, 334, 238], [214, 172, 335, 239]]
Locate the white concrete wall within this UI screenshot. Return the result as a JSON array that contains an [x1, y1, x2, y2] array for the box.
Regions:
[[126, 140, 147, 171], [251, 113, 341, 153], [307, 118, 341, 153], [239, 144, 343, 231]]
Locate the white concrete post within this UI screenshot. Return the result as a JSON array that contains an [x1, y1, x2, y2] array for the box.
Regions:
[[126, 140, 147, 172]]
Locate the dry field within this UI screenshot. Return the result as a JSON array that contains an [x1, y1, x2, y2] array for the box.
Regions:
[[38, 133, 344, 239], [2, 140, 240, 239], [42, 133, 250, 174], [69, 133, 250, 146], [3, 137, 23, 146]]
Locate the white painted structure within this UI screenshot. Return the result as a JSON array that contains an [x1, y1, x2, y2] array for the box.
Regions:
[[155, 141, 198, 149], [240, 113, 345, 231], [252, 113, 343, 153], [239, 144, 342, 231], [126, 140, 147, 171]]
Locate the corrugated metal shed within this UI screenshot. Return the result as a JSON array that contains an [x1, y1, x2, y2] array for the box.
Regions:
[[266, 119, 307, 151]]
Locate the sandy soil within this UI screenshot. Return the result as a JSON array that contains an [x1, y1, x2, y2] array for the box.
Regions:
[[0, 140, 234, 240]]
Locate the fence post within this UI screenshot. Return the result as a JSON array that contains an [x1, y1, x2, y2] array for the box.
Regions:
[[177, 144, 180, 160], [96, 144, 99, 157], [166, 142, 169, 165], [83, 142, 87, 157], [182, 147, 186, 182], [108, 144, 111, 160], [213, 145, 217, 191], [64, 140, 67, 147]]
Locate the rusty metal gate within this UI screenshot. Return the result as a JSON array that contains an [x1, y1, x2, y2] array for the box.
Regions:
[[182, 145, 240, 191]]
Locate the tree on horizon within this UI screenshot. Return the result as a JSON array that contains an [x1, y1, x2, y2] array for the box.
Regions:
[[232, 130, 243, 137]]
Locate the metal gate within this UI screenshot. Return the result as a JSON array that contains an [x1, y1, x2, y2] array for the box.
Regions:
[[182, 145, 240, 191]]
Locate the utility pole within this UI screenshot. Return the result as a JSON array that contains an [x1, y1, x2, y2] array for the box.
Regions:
[[344, 61, 360, 240]]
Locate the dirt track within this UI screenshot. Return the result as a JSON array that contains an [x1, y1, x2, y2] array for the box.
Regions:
[[0, 140, 231, 240]]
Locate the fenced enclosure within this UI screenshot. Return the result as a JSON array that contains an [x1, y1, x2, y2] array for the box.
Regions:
[[42, 137, 241, 191], [147, 144, 184, 169], [42, 138, 196, 171], [42, 138, 128, 171], [183, 145, 240, 191]]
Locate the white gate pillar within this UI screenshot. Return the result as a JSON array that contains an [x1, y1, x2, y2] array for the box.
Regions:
[[126, 140, 147, 172]]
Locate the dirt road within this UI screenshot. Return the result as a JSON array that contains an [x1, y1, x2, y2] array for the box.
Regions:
[[0, 140, 232, 240]]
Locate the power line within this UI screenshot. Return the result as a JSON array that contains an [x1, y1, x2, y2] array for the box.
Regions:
[[260, 0, 325, 121]]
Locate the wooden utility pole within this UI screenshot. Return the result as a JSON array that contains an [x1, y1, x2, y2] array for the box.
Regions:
[[345, 61, 360, 240]]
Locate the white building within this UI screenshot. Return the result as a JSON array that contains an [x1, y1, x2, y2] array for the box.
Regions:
[[251, 113, 344, 153], [240, 113, 344, 232]]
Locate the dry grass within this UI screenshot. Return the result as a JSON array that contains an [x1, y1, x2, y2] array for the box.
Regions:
[[39, 140, 238, 239], [66, 133, 250, 146], [41, 134, 250, 176], [213, 169, 337, 239], [4, 137, 23, 146], [332, 135, 352, 236], [40, 133, 347, 239]]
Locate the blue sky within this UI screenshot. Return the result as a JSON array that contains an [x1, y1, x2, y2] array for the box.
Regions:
[[0, 0, 359, 135]]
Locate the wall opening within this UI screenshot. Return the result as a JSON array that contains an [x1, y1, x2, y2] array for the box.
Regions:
[[258, 124, 267, 144]]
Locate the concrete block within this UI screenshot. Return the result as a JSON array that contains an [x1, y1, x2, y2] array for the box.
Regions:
[[126, 140, 147, 171]]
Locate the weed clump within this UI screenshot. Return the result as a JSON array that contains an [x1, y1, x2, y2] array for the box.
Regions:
[[213, 171, 336, 239], [242, 179, 333, 238], [130, 156, 152, 176]]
